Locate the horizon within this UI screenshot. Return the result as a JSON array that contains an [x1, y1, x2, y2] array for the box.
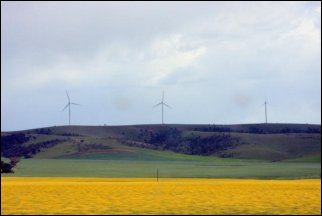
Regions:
[[1, 2, 321, 131], [2, 122, 321, 133]]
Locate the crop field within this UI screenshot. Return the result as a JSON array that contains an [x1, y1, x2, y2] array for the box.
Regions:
[[1, 178, 321, 215], [2, 158, 320, 179]]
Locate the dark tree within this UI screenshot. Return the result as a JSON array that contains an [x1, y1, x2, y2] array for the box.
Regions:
[[1, 161, 13, 173]]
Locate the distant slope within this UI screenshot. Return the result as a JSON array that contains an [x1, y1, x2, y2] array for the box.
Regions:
[[6, 123, 321, 136], [1, 123, 321, 162]]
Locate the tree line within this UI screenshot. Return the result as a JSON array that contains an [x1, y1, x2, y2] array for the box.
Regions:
[[193, 125, 321, 134], [124, 127, 240, 156], [1, 133, 65, 158]]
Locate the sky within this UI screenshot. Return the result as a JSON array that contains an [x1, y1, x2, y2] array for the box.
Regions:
[[1, 1, 321, 131]]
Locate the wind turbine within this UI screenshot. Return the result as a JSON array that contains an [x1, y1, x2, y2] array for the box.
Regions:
[[153, 91, 171, 124], [262, 98, 269, 124], [62, 91, 80, 125]]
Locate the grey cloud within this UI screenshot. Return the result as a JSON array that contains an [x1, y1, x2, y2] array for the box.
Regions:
[[112, 95, 133, 112], [1, 1, 321, 131]]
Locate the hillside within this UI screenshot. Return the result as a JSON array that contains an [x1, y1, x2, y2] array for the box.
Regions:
[[1, 123, 321, 162], [1, 123, 320, 179]]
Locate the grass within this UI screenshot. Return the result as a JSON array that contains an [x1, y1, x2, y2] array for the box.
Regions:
[[2, 158, 320, 179], [222, 132, 321, 160], [283, 155, 321, 162]]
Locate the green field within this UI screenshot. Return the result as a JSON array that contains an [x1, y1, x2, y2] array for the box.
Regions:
[[2, 156, 320, 179]]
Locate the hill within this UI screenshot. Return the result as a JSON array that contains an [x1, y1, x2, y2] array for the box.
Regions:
[[1, 123, 320, 161], [1, 123, 320, 179]]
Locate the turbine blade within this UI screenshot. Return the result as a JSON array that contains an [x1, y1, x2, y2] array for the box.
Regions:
[[71, 102, 80, 106], [153, 102, 162, 108], [62, 103, 69, 111], [66, 90, 70, 102], [162, 91, 164, 102], [163, 102, 171, 108]]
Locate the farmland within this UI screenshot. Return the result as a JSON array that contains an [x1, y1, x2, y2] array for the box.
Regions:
[[1, 124, 321, 214], [1, 177, 321, 215], [1, 158, 320, 179]]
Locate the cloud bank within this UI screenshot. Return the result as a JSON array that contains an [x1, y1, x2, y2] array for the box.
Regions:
[[1, 1, 321, 130]]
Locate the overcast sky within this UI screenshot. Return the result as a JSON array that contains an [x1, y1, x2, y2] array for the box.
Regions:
[[1, 1, 321, 131]]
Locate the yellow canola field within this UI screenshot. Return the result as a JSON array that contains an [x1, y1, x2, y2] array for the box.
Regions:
[[1, 178, 321, 215]]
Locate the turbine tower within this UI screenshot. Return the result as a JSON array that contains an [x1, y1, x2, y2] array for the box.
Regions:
[[153, 91, 171, 124], [263, 99, 268, 124], [62, 91, 80, 125]]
